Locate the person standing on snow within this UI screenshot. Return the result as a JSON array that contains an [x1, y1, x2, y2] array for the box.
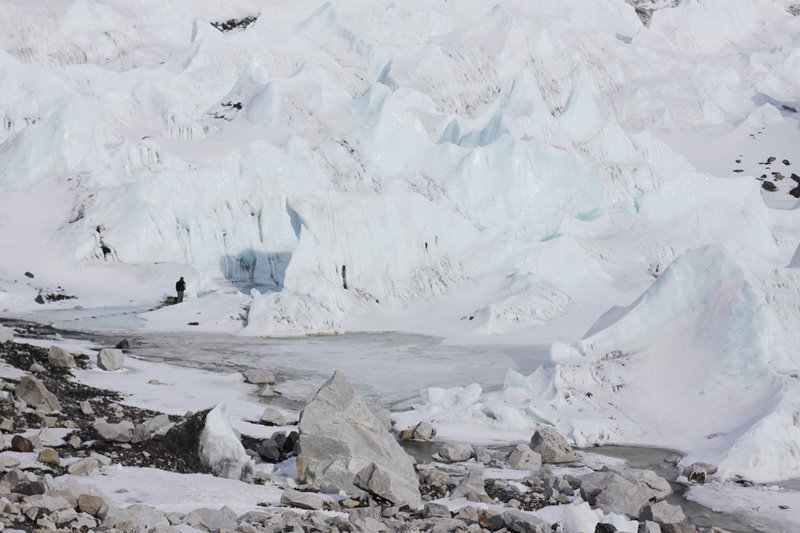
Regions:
[[175, 276, 186, 303]]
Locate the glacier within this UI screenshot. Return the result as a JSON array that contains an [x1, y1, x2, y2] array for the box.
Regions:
[[0, 0, 799, 486]]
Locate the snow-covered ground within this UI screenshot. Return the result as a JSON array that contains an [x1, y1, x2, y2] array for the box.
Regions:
[[1, 0, 800, 527]]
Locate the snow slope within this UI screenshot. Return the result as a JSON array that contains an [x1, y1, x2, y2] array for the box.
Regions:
[[1, 0, 800, 483]]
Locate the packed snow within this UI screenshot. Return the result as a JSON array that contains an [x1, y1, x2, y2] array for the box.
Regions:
[[1, 0, 800, 529]]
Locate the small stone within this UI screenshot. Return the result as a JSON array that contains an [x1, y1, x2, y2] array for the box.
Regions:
[[243, 368, 276, 384], [0, 324, 12, 344], [15, 376, 62, 412], [438, 441, 473, 462], [507, 444, 542, 470], [97, 348, 125, 371], [783, 159, 790, 166], [29, 363, 46, 373], [682, 462, 717, 483], [12, 480, 45, 496], [67, 457, 100, 475], [423, 502, 451, 518], [260, 407, 288, 426], [48, 346, 76, 368], [412, 421, 436, 441], [640, 501, 687, 524], [80, 400, 94, 415], [115, 339, 129, 350], [256, 439, 282, 462], [94, 419, 134, 442], [38, 448, 60, 466], [259, 384, 275, 397], [77, 494, 106, 517], [68, 435, 82, 449], [11, 435, 34, 452], [0, 418, 13, 431], [280, 488, 325, 510]]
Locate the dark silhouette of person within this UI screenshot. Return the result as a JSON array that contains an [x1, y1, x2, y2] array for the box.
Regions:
[[175, 277, 186, 303]]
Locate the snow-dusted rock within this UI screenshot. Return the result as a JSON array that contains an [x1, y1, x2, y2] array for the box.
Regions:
[[401, 421, 436, 441], [78, 494, 107, 517], [507, 444, 542, 470], [15, 376, 62, 413], [259, 384, 275, 397], [438, 441, 473, 462], [451, 465, 492, 504], [259, 407, 289, 426], [243, 368, 276, 385], [67, 457, 100, 475], [29, 362, 45, 373], [530, 427, 578, 463], [603, 465, 671, 500], [581, 471, 651, 518], [96, 348, 124, 371], [0, 325, 13, 345], [47, 346, 75, 368], [297, 371, 421, 507], [93, 419, 134, 443], [280, 488, 325, 510], [185, 507, 237, 531], [354, 462, 414, 506], [640, 501, 686, 524], [682, 462, 718, 483], [103, 505, 170, 531], [198, 403, 254, 481]]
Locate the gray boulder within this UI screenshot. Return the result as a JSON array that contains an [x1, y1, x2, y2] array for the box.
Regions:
[[581, 471, 651, 518], [260, 407, 289, 426], [67, 457, 100, 475], [423, 502, 451, 518], [354, 462, 415, 506], [682, 462, 718, 483], [97, 348, 125, 371], [243, 368, 276, 384], [78, 494, 108, 517], [47, 346, 76, 369], [412, 421, 436, 441], [15, 376, 62, 413], [502, 509, 551, 533], [280, 488, 325, 510], [185, 508, 237, 531], [640, 501, 686, 524], [297, 371, 421, 507], [530, 427, 578, 463], [603, 465, 671, 500], [103, 505, 169, 531], [451, 465, 492, 504], [639, 522, 662, 533], [94, 419, 134, 442], [438, 441, 473, 462], [507, 444, 542, 470], [0, 324, 12, 344]]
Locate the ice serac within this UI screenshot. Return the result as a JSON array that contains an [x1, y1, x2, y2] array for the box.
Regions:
[[526, 245, 800, 482], [198, 403, 254, 482], [297, 371, 421, 508]]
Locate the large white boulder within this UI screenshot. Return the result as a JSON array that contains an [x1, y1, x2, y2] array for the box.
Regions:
[[15, 376, 62, 413], [0, 324, 12, 344], [297, 371, 421, 508], [198, 403, 254, 482], [97, 348, 125, 371], [48, 346, 75, 368]]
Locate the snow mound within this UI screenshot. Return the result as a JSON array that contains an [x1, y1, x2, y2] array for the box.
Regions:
[[198, 403, 254, 482]]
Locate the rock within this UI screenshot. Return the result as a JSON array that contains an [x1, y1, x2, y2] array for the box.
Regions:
[[243, 368, 276, 384], [762, 180, 777, 191], [115, 339, 129, 350], [27, 494, 72, 512], [68, 457, 100, 475], [259, 384, 275, 397], [24, 271, 34, 278], [12, 480, 46, 496], [507, 444, 542, 470], [185, 507, 237, 531], [424, 502, 451, 518], [0, 455, 21, 468], [132, 414, 171, 443], [438, 441, 473, 462], [783, 159, 791, 166], [596, 524, 619, 533], [639, 522, 663, 533], [38, 447, 60, 466], [97, 348, 125, 371], [581, 471, 650, 518], [94, 419, 135, 442], [682, 462, 717, 483], [451, 465, 492, 504], [0, 417, 13, 431], [0, 324, 13, 344], [530, 427, 578, 463], [602, 465, 671, 500], [29, 362, 46, 373], [297, 371, 421, 507], [502, 509, 551, 533], [11, 435, 34, 452], [660, 525, 697, 533], [35, 294, 45, 304], [198, 403, 254, 481], [15, 376, 62, 413], [260, 407, 289, 426], [640, 501, 687, 524], [354, 462, 415, 505], [103, 505, 170, 531], [47, 346, 75, 368], [412, 421, 436, 441], [80, 400, 94, 415], [280, 488, 325, 510], [256, 439, 282, 462]]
